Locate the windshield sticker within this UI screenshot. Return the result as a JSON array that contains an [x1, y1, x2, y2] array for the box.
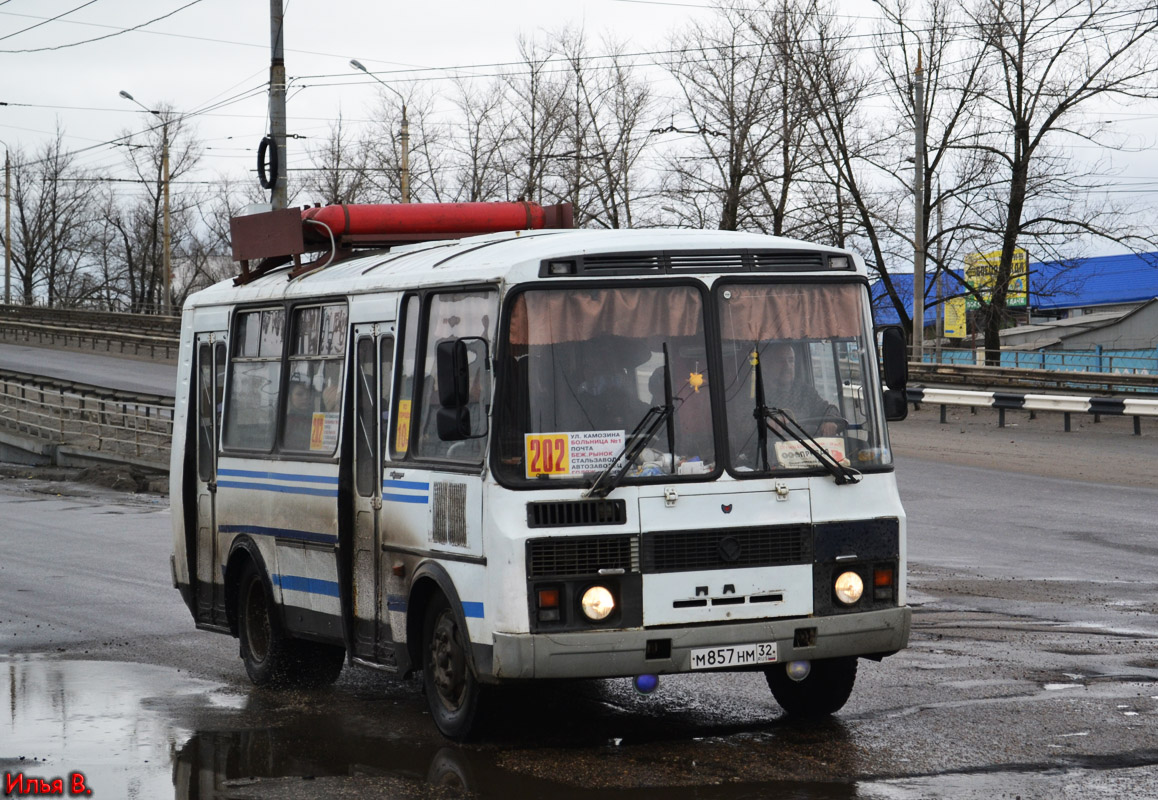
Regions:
[[773, 437, 848, 469], [525, 431, 626, 478]]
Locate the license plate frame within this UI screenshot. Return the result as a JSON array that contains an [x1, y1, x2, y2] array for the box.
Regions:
[[689, 641, 778, 670]]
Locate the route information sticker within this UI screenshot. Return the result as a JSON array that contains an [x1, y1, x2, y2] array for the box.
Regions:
[[525, 430, 625, 478], [773, 437, 848, 468]]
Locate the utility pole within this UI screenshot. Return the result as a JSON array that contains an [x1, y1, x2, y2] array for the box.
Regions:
[[4, 148, 10, 305], [269, 0, 288, 209], [912, 49, 926, 364], [161, 123, 171, 315]]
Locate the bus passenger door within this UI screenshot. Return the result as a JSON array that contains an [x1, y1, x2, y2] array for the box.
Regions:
[[194, 334, 227, 625], [351, 327, 394, 662]]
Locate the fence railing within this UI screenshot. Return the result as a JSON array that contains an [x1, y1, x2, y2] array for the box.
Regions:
[[0, 368, 173, 470], [919, 345, 1158, 375]]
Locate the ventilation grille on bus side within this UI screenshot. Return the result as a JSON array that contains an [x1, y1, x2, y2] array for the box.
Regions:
[[526, 535, 639, 577], [432, 482, 468, 546], [641, 525, 812, 573], [526, 499, 627, 528]]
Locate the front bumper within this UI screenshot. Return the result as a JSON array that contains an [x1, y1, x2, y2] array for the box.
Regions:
[[491, 606, 911, 679]]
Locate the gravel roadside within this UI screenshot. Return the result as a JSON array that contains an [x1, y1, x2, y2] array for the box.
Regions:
[[889, 401, 1158, 490]]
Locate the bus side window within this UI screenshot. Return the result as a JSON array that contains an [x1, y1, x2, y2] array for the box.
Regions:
[[281, 303, 348, 454], [379, 335, 395, 459], [416, 290, 496, 462], [223, 308, 284, 451], [390, 296, 420, 460]]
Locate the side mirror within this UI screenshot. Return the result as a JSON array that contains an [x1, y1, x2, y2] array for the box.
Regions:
[[437, 406, 472, 440], [883, 389, 908, 422], [879, 325, 908, 391], [436, 339, 471, 408], [435, 337, 489, 441]]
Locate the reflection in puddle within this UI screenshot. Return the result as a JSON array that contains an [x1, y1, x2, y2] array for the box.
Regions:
[[4, 658, 862, 799], [2, 658, 210, 798]]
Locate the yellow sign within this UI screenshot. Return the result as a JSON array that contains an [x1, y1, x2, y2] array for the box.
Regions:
[[964, 248, 1028, 308], [395, 399, 411, 452], [525, 434, 570, 477], [309, 413, 326, 450], [944, 297, 967, 339]]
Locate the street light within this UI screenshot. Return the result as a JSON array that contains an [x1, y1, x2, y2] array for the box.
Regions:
[[350, 59, 409, 203], [119, 90, 171, 316]]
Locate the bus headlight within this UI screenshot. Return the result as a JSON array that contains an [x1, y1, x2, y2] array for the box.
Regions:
[[580, 585, 615, 620], [834, 571, 864, 605]]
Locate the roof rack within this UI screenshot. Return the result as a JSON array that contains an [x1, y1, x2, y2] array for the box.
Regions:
[[229, 201, 574, 285]]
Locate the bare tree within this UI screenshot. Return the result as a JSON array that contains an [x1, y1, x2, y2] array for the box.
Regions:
[[451, 77, 515, 202], [960, 0, 1158, 361], [99, 106, 203, 313], [499, 36, 569, 204], [4, 130, 100, 307], [302, 113, 369, 206], [662, 2, 820, 233]]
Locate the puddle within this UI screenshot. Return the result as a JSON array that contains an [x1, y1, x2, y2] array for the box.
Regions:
[[2, 658, 214, 798], [2, 657, 874, 799]]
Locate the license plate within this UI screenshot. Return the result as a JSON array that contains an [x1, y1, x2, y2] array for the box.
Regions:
[[689, 642, 778, 670]]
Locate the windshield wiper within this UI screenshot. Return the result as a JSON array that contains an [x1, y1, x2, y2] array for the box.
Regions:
[[752, 341, 859, 486], [758, 407, 860, 485], [584, 344, 676, 499]]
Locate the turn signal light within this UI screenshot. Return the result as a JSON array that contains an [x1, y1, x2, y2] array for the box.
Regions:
[[538, 588, 559, 608]]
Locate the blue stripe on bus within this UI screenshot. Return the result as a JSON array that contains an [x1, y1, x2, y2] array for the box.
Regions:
[[462, 602, 484, 619], [219, 524, 338, 546], [217, 480, 339, 497], [383, 493, 429, 504], [382, 479, 430, 491], [273, 574, 341, 598], [386, 595, 408, 612], [218, 468, 339, 484]]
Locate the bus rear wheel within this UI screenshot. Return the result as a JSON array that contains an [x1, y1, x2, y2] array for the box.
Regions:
[[765, 657, 857, 718], [422, 594, 483, 740], [237, 561, 344, 688]]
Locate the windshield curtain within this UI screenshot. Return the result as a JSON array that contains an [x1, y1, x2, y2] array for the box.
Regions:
[[717, 282, 891, 475], [497, 285, 714, 484]]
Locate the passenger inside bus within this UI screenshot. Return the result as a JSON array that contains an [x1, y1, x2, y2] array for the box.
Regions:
[[284, 379, 315, 449]]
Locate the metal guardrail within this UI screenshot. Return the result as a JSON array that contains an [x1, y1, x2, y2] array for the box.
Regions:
[[0, 303, 180, 337], [909, 362, 1158, 395], [0, 320, 179, 360], [907, 385, 1157, 435], [0, 368, 173, 470]]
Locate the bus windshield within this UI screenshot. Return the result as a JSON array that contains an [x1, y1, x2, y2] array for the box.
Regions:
[[495, 280, 891, 486]]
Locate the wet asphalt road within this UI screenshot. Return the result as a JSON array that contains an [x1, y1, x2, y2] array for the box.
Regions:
[[1, 458, 1156, 799]]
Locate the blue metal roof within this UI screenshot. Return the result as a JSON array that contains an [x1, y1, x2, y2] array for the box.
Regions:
[[870, 251, 1158, 325]]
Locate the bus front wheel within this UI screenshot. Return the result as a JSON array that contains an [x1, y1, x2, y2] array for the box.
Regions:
[[765, 657, 857, 718], [422, 594, 483, 740]]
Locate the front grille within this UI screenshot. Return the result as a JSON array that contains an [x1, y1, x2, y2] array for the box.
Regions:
[[642, 525, 812, 573], [527, 535, 639, 577], [527, 499, 627, 528]]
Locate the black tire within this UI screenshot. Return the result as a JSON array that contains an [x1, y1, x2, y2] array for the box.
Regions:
[[237, 560, 344, 688], [765, 657, 858, 718], [422, 594, 483, 740]]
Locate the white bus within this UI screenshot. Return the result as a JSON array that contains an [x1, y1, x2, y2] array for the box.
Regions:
[[170, 201, 911, 739]]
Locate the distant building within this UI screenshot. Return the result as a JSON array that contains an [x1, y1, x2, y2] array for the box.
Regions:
[[870, 251, 1158, 353]]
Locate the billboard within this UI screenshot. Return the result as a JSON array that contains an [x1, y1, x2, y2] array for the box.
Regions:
[[944, 296, 967, 339], [964, 248, 1028, 309]]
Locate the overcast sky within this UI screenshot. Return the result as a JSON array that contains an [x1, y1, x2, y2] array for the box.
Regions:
[[1, 0, 1155, 229]]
